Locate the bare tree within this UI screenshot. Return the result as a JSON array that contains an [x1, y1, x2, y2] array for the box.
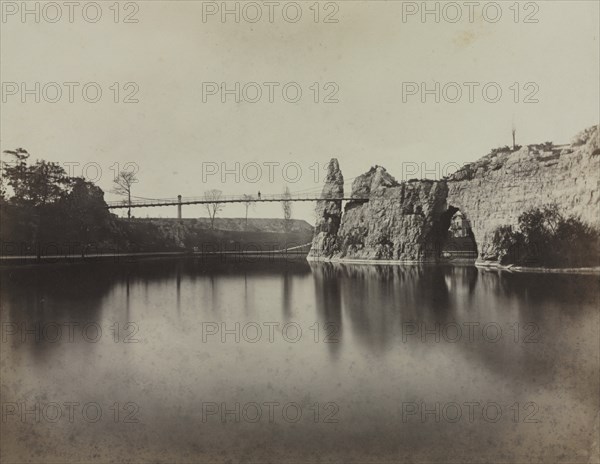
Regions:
[[204, 189, 224, 229], [242, 194, 256, 228], [112, 170, 138, 219], [282, 186, 292, 232]]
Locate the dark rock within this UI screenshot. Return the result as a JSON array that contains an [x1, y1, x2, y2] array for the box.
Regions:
[[307, 159, 344, 259]]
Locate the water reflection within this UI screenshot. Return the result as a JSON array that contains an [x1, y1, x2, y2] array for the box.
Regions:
[[1, 258, 598, 463], [311, 263, 343, 356]]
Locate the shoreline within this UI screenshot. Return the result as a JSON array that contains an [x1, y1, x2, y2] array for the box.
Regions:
[[0, 250, 308, 267], [2, 253, 598, 274], [306, 256, 600, 274], [474, 261, 600, 275]]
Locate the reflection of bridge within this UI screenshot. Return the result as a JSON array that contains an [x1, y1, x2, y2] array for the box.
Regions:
[[106, 193, 369, 218]]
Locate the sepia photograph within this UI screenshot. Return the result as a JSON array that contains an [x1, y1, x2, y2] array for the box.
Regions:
[[0, 1, 599, 463]]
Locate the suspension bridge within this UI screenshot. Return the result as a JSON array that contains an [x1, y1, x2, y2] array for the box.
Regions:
[[106, 192, 369, 218]]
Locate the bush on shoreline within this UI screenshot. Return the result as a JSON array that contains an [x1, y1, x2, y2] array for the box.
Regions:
[[490, 204, 599, 268]]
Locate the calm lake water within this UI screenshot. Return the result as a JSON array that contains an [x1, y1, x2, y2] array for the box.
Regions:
[[1, 257, 599, 463]]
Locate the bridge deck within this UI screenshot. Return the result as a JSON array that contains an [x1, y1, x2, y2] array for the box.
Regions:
[[106, 194, 368, 209]]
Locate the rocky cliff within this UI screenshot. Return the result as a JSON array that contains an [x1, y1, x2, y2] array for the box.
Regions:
[[335, 168, 448, 261], [447, 125, 599, 261], [308, 125, 600, 264], [308, 159, 344, 259]]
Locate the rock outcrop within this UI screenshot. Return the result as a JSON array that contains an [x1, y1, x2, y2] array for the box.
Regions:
[[308, 125, 600, 264], [308, 159, 344, 259], [447, 125, 600, 261], [334, 168, 448, 261]]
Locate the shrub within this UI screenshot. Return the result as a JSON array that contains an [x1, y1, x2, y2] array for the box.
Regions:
[[491, 225, 525, 265], [490, 204, 599, 267]]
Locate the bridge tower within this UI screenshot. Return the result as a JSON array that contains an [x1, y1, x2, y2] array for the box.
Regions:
[[177, 195, 182, 219]]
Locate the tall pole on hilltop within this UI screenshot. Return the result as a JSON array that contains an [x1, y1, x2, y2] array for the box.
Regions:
[[512, 120, 517, 150]]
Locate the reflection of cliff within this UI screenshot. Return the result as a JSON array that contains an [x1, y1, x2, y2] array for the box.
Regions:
[[308, 262, 598, 390], [308, 126, 599, 264], [309, 263, 343, 356], [327, 264, 459, 352]]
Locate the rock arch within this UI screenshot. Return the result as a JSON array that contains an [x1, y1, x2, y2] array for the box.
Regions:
[[436, 206, 478, 261]]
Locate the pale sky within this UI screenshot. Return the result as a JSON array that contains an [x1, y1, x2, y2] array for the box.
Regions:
[[1, 0, 598, 223]]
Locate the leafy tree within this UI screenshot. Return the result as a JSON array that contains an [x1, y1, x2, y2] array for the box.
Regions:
[[554, 216, 599, 267], [518, 203, 561, 260], [1, 149, 122, 258], [2, 149, 73, 258], [491, 225, 525, 264], [490, 203, 599, 267], [2, 149, 71, 207]]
